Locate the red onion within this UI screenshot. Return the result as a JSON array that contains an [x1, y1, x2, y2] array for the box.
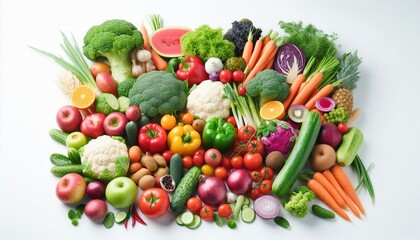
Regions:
[[227, 169, 252, 195], [315, 97, 336, 112], [254, 195, 281, 219], [197, 176, 227, 207]]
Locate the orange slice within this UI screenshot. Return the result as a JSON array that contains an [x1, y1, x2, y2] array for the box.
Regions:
[[71, 85, 96, 109], [260, 101, 285, 120]]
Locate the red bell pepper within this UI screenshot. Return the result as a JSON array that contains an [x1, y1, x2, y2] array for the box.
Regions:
[[176, 56, 208, 87], [138, 123, 167, 153]]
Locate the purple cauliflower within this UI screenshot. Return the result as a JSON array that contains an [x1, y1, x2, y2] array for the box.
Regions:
[[261, 120, 298, 155]]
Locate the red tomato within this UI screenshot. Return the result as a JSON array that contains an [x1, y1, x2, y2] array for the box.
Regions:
[[214, 166, 229, 180], [232, 70, 245, 83], [259, 167, 275, 180], [337, 122, 349, 134], [243, 152, 263, 171], [192, 149, 205, 166], [249, 188, 261, 200], [204, 148, 222, 167], [218, 69, 232, 83], [258, 179, 272, 195], [250, 170, 263, 183], [162, 150, 173, 163], [225, 116, 237, 128], [217, 204, 233, 218], [237, 125, 256, 141], [247, 139, 264, 154], [230, 155, 244, 169], [232, 138, 247, 156], [182, 156, 194, 169], [222, 156, 232, 171], [200, 205, 214, 221], [138, 188, 169, 219], [238, 85, 246, 96], [187, 197, 203, 214]]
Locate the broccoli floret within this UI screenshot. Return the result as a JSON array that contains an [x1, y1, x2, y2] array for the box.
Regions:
[[224, 18, 262, 57], [83, 19, 143, 83], [224, 57, 247, 72], [128, 71, 187, 118], [245, 69, 290, 105], [284, 186, 315, 218], [117, 77, 136, 97]]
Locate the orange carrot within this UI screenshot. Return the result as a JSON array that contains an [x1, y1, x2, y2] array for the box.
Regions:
[[139, 23, 151, 51], [263, 45, 279, 70], [242, 31, 254, 64], [308, 87, 320, 100], [128, 145, 142, 163], [323, 169, 361, 218], [308, 179, 351, 221], [282, 74, 306, 111], [243, 40, 277, 87], [150, 49, 168, 71], [298, 82, 307, 93], [245, 36, 263, 74], [305, 84, 335, 110], [291, 72, 323, 106], [331, 165, 366, 215], [262, 29, 272, 47], [313, 172, 347, 209]]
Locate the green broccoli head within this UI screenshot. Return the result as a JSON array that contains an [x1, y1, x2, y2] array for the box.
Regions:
[[128, 71, 187, 118], [83, 19, 143, 83], [284, 187, 315, 218], [245, 69, 290, 104], [117, 77, 136, 97]]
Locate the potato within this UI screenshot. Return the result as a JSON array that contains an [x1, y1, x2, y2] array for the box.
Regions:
[[138, 175, 156, 191], [265, 151, 286, 173], [309, 144, 336, 172], [141, 154, 158, 172], [192, 119, 205, 133], [130, 168, 151, 184]]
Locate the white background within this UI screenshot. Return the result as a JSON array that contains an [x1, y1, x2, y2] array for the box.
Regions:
[[1, 0, 420, 239]]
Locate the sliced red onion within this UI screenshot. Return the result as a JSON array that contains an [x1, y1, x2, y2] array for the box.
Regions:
[[254, 195, 281, 219], [274, 43, 306, 84], [315, 97, 336, 112]]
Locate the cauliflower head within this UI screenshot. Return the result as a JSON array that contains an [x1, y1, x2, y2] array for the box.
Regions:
[[186, 80, 230, 121], [80, 135, 130, 181]]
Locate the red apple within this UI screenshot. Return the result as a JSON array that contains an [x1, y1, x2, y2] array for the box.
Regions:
[[317, 123, 342, 149], [86, 180, 106, 199], [80, 113, 106, 138], [96, 72, 118, 96], [103, 112, 128, 136], [204, 148, 222, 167], [55, 173, 86, 204], [125, 105, 142, 121], [84, 199, 108, 222], [56, 105, 83, 132], [90, 62, 110, 78]]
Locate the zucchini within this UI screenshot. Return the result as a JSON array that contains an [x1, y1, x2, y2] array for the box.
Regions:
[[49, 128, 69, 145], [50, 165, 83, 177], [169, 154, 184, 187], [336, 127, 363, 166], [67, 147, 81, 164], [50, 153, 72, 166], [170, 166, 201, 215], [272, 111, 321, 197], [125, 121, 138, 147], [311, 204, 335, 219]]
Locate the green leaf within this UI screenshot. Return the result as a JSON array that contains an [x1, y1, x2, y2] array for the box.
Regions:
[[68, 210, 76, 220]]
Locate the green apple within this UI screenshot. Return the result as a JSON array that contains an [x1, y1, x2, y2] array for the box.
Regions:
[[105, 177, 138, 208], [66, 131, 87, 149]]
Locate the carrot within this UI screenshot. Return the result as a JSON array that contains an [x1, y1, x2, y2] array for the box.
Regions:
[[262, 29, 272, 47], [263, 45, 279, 70], [245, 36, 263, 74], [305, 84, 335, 110], [242, 31, 254, 64], [331, 165, 366, 215], [129, 145, 142, 163], [150, 49, 168, 71], [298, 81, 307, 93], [313, 172, 347, 209], [308, 179, 351, 221], [323, 169, 361, 218], [282, 74, 306, 111], [291, 72, 323, 106], [129, 162, 142, 174], [139, 23, 151, 51]]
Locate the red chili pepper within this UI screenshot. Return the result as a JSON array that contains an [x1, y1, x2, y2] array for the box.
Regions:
[[138, 123, 167, 154], [132, 204, 147, 226], [176, 56, 208, 87]]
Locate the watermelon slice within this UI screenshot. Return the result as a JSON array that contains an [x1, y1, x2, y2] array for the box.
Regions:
[[150, 27, 191, 58]]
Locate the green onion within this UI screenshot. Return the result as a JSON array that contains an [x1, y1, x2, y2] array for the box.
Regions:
[[148, 14, 164, 32], [351, 155, 375, 203]]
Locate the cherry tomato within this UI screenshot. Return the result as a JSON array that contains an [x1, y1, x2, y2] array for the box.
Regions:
[[230, 155, 244, 169], [214, 166, 229, 180], [201, 164, 215, 176], [222, 156, 232, 171], [182, 156, 194, 169], [181, 113, 195, 125], [232, 138, 247, 156], [200, 205, 214, 221], [259, 167, 274, 180], [237, 125, 256, 141], [243, 152, 263, 171], [258, 179, 272, 195], [225, 116, 237, 128], [160, 114, 177, 130], [138, 188, 169, 219], [232, 70, 245, 83], [217, 203, 233, 218], [162, 150, 173, 163], [249, 188, 261, 200], [192, 149, 205, 166], [187, 197, 203, 214], [337, 122, 349, 134], [250, 170, 263, 183], [247, 139, 264, 154], [238, 85, 246, 96], [218, 69, 232, 83]]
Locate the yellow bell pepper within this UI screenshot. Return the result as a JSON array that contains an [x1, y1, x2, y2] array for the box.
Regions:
[[167, 124, 201, 156]]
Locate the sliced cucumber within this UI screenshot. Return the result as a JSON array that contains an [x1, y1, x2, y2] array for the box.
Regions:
[[186, 215, 202, 229], [241, 207, 256, 223], [176, 214, 184, 226], [115, 211, 128, 224], [243, 197, 250, 206], [181, 212, 194, 226]]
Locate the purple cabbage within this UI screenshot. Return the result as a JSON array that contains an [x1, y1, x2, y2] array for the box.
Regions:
[[261, 120, 298, 155], [273, 43, 306, 84]]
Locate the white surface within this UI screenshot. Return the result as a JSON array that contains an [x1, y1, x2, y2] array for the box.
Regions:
[[1, 0, 420, 239]]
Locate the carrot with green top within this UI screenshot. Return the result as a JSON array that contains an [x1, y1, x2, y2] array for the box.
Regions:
[[139, 23, 151, 51], [244, 36, 263, 74], [282, 74, 306, 111], [291, 72, 323, 106], [305, 84, 335, 110], [242, 30, 254, 64]]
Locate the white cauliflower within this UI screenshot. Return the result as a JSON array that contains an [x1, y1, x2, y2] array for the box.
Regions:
[[80, 135, 130, 181], [186, 80, 230, 121], [56, 71, 83, 98]]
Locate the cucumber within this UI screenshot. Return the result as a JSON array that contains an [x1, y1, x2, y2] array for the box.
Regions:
[[169, 154, 184, 187], [272, 111, 321, 197], [176, 214, 184, 226], [274, 216, 290, 229], [49, 128, 69, 145], [50, 165, 83, 177], [336, 127, 363, 166], [125, 121, 138, 147], [50, 153, 72, 166], [241, 207, 256, 223], [115, 211, 128, 224], [186, 215, 202, 229], [311, 204, 335, 219], [213, 214, 225, 227], [170, 166, 201, 214], [180, 212, 194, 226], [67, 147, 81, 164]]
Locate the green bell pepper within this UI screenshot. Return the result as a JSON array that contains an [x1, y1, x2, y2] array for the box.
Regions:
[[202, 117, 236, 153]]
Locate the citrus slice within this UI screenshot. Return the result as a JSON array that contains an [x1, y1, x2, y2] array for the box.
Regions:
[[260, 101, 285, 120], [71, 85, 96, 109]]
